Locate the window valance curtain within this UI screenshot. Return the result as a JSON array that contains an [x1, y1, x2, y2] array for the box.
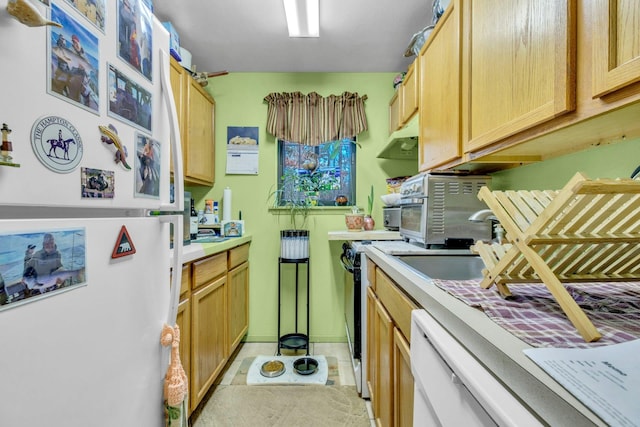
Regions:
[[264, 91, 368, 146]]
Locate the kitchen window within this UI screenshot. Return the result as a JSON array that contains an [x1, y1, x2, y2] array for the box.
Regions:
[[276, 138, 356, 207]]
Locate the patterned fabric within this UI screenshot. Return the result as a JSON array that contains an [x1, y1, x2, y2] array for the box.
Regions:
[[264, 91, 368, 146], [433, 279, 640, 348]]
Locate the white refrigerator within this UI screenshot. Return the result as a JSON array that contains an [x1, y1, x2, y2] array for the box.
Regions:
[[0, 0, 185, 425]]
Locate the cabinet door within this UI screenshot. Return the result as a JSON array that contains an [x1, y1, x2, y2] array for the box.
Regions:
[[393, 328, 414, 427], [169, 57, 186, 176], [375, 297, 394, 427], [185, 78, 215, 185], [228, 261, 249, 354], [463, 0, 576, 152], [592, 0, 640, 97], [175, 298, 191, 414], [389, 91, 401, 134], [419, 2, 462, 170], [401, 60, 419, 125], [366, 287, 377, 409], [191, 275, 226, 411]]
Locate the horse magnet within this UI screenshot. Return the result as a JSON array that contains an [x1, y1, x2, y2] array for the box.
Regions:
[[31, 115, 83, 173]]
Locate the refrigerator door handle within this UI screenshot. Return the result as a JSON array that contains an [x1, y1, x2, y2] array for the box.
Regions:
[[162, 214, 183, 327], [159, 48, 184, 212]]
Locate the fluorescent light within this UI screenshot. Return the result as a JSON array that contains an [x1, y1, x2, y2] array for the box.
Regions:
[[283, 0, 319, 38]]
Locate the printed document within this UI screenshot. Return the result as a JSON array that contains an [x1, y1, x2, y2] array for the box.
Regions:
[[524, 339, 640, 427]]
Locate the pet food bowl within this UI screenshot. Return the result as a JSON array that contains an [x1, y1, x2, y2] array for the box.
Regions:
[[260, 360, 285, 378], [293, 357, 318, 375]]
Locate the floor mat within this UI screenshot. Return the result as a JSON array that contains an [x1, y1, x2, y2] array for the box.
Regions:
[[192, 385, 370, 427], [233, 355, 339, 386]]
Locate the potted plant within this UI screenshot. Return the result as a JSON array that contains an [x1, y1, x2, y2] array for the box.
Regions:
[[364, 185, 375, 231]]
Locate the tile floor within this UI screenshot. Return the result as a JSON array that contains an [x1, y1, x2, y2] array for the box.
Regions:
[[209, 342, 376, 426]]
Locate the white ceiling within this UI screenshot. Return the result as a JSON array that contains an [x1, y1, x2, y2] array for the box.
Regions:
[[151, 0, 434, 74]]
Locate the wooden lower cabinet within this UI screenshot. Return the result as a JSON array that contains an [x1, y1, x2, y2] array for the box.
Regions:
[[175, 297, 191, 404], [394, 328, 414, 427], [227, 260, 249, 353], [191, 274, 227, 411], [366, 259, 417, 427], [175, 242, 250, 416], [366, 287, 377, 412], [375, 297, 394, 427]]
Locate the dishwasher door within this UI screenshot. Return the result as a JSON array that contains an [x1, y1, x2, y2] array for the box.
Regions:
[[410, 310, 543, 427]]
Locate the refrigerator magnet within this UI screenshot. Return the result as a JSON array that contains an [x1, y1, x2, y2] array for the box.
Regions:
[[99, 124, 131, 170], [31, 115, 84, 173], [112, 226, 136, 258]]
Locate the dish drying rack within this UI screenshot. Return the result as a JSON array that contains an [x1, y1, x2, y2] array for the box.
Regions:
[[471, 172, 640, 342]]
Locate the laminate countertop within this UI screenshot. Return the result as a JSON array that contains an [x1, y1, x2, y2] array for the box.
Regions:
[[178, 235, 252, 264], [364, 245, 607, 427], [327, 230, 401, 241]]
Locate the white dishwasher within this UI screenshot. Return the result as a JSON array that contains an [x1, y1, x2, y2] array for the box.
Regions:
[[410, 310, 543, 426]]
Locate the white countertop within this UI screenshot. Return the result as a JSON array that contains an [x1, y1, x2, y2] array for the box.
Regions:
[[363, 246, 605, 427], [327, 230, 401, 241], [178, 234, 252, 263]]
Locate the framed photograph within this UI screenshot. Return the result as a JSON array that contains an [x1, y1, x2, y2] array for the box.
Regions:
[[133, 133, 161, 199], [63, 0, 106, 33], [117, 0, 153, 80], [81, 167, 115, 198], [0, 228, 87, 312], [107, 63, 152, 132], [48, 2, 99, 114]]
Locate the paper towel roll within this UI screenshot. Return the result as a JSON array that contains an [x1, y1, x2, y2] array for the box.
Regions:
[[223, 187, 232, 222]]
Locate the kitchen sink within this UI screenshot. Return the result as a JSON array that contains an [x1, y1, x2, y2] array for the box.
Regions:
[[394, 254, 485, 281]]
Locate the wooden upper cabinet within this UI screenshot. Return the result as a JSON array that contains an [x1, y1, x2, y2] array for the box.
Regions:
[[185, 78, 215, 185], [592, 0, 640, 97], [401, 60, 419, 125], [419, 1, 462, 171], [462, 0, 576, 153], [169, 57, 186, 176], [168, 56, 215, 186], [389, 90, 401, 135]]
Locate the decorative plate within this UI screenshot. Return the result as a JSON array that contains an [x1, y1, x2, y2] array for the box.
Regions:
[[31, 115, 83, 173]]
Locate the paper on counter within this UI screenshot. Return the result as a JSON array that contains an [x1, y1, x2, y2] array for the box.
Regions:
[[524, 339, 640, 427]]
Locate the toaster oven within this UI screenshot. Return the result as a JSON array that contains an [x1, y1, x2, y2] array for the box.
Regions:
[[399, 173, 492, 248]]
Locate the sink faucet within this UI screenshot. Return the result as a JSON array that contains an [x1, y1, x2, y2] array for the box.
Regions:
[[468, 209, 504, 244], [468, 209, 497, 222]]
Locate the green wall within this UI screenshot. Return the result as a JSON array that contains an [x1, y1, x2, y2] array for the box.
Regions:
[[491, 137, 640, 190], [187, 73, 418, 342]]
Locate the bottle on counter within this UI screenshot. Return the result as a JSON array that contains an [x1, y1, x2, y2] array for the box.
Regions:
[[190, 198, 198, 240], [213, 201, 220, 224]]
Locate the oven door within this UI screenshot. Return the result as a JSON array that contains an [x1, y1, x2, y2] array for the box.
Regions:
[[340, 244, 360, 360], [400, 201, 426, 244]]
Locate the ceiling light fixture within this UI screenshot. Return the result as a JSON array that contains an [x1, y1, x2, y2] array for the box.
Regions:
[[283, 0, 319, 38]]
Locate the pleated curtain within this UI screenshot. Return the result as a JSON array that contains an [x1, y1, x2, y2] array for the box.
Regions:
[[264, 91, 368, 146]]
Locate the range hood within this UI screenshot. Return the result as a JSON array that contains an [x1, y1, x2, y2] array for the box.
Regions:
[[377, 117, 419, 160]]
